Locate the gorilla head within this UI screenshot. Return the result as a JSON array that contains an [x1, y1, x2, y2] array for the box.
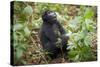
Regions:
[[42, 10, 57, 24]]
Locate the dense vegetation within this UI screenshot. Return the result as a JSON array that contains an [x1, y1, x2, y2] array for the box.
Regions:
[[12, 1, 97, 65]]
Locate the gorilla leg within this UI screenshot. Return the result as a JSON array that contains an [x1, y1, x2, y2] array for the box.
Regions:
[[43, 42, 61, 59]]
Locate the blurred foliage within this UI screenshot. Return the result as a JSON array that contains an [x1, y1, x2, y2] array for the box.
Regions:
[[12, 1, 97, 65]]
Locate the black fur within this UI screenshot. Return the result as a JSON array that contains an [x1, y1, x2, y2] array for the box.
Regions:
[[39, 10, 69, 58]]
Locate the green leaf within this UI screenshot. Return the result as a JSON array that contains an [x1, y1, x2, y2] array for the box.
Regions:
[[85, 19, 94, 32], [19, 43, 27, 50], [87, 25, 94, 32], [32, 20, 40, 28], [24, 27, 30, 36], [16, 49, 23, 59], [80, 30, 87, 39], [73, 33, 81, 42], [68, 50, 78, 58], [84, 8, 94, 19], [23, 5, 33, 17], [14, 23, 23, 31], [84, 35, 92, 46], [68, 16, 82, 32], [74, 54, 80, 61]]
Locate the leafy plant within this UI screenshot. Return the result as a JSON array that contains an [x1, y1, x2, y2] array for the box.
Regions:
[[67, 6, 97, 62]]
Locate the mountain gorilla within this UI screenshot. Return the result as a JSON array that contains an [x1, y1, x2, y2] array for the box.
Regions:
[[39, 10, 69, 59]]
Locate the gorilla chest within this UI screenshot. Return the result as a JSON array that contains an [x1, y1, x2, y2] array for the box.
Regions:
[[52, 24, 60, 36]]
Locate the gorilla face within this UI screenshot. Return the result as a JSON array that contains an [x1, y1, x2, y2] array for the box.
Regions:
[[42, 10, 57, 24]]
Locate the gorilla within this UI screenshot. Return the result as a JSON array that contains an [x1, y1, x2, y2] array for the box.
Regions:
[[39, 10, 69, 59]]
